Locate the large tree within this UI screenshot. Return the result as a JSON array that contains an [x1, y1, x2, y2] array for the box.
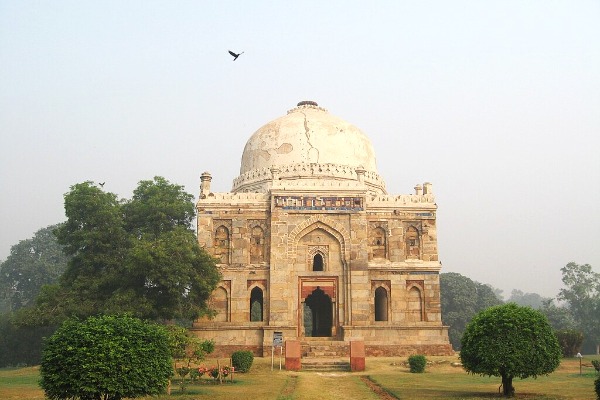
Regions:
[[557, 262, 600, 353], [460, 303, 561, 397], [538, 298, 581, 357], [507, 289, 549, 309], [538, 298, 578, 331], [122, 176, 196, 237], [51, 183, 128, 319], [0, 316, 56, 367], [22, 177, 220, 324], [0, 224, 70, 367], [40, 315, 172, 400], [440, 272, 503, 349], [0, 224, 70, 312]]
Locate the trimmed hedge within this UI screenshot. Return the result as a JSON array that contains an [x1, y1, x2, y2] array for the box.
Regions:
[[40, 315, 172, 400], [408, 354, 427, 373], [231, 350, 254, 373]]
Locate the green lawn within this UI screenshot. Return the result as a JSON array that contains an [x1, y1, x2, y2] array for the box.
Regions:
[[366, 356, 599, 399], [1, 355, 598, 399]]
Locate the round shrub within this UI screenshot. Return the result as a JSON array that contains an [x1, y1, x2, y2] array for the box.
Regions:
[[408, 354, 427, 373], [595, 376, 600, 400], [40, 315, 172, 400], [592, 359, 600, 373], [231, 350, 254, 373], [460, 303, 561, 397]]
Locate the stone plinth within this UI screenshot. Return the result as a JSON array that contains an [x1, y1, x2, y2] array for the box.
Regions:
[[285, 340, 302, 371], [350, 340, 365, 372]]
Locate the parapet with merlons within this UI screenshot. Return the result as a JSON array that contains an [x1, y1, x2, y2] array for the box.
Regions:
[[367, 193, 436, 207], [231, 162, 386, 194], [197, 192, 270, 207]]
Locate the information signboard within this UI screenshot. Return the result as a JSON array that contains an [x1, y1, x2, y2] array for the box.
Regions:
[[271, 331, 283, 371]]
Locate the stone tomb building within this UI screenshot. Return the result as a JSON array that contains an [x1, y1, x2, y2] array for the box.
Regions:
[[192, 101, 452, 356]]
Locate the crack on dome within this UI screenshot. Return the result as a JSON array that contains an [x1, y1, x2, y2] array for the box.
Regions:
[[301, 111, 319, 163]]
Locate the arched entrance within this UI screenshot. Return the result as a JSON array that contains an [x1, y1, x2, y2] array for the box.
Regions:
[[303, 287, 333, 337]]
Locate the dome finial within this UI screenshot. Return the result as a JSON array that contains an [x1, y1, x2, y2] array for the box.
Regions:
[[297, 100, 318, 107]]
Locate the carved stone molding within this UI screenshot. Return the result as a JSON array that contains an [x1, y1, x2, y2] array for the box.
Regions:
[[287, 215, 349, 262], [247, 279, 267, 290], [371, 280, 391, 292], [406, 280, 424, 290]]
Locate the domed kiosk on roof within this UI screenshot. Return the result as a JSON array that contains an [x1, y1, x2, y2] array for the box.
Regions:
[[192, 101, 452, 359]]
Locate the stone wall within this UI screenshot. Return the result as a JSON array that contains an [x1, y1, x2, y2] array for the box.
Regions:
[[194, 184, 451, 357]]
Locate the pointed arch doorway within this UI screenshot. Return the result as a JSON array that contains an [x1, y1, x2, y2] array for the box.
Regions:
[[299, 278, 338, 338], [304, 287, 332, 337]]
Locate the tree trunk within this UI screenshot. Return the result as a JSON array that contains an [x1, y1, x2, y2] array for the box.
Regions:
[[501, 374, 515, 397]]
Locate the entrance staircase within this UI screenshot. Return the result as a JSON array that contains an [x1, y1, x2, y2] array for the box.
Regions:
[[300, 337, 350, 372], [301, 337, 348, 357]]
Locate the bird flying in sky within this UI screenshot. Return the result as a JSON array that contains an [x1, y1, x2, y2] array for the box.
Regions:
[[228, 50, 244, 61]]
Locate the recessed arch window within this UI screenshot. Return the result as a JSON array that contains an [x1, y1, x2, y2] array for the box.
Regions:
[[250, 226, 265, 263], [211, 287, 229, 322], [374, 287, 389, 321], [250, 287, 263, 322], [370, 227, 386, 259], [214, 225, 230, 264], [313, 253, 324, 271], [307, 244, 329, 272], [407, 286, 423, 322], [405, 226, 420, 259]]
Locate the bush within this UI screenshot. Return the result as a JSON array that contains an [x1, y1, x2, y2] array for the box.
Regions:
[[0, 314, 56, 367], [595, 376, 600, 399], [40, 315, 172, 400], [592, 359, 600, 374], [231, 350, 254, 373], [408, 354, 427, 373], [460, 303, 561, 397], [555, 329, 583, 357]]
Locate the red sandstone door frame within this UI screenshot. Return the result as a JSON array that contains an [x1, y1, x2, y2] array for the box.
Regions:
[[298, 276, 338, 338]]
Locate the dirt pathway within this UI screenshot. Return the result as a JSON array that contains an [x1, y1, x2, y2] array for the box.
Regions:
[[282, 372, 397, 400], [359, 375, 398, 400]]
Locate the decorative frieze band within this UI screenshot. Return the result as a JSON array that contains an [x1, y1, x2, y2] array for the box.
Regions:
[[232, 162, 386, 193]]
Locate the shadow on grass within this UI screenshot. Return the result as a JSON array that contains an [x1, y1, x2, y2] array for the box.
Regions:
[[276, 374, 298, 400], [167, 388, 210, 396]]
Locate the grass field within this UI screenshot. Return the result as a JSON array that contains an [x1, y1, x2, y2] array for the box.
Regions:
[[1, 355, 598, 399]]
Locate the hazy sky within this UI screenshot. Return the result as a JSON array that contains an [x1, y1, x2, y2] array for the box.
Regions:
[[1, 1, 599, 299]]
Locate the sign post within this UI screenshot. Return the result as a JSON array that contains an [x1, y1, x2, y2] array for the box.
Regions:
[[272, 331, 283, 371], [576, 352, 583, 375]]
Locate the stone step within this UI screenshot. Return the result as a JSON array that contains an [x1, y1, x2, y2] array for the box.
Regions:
[[301, 336, 340, 341], [309, 345, 346, 351], [307, 350, 344, 357], [301, 360, 350, 372], [301, 339, 349, 358], [300, 340, 347, 346]]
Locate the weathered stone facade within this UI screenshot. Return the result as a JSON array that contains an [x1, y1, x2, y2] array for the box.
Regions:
[[191, 102, 452, 357]]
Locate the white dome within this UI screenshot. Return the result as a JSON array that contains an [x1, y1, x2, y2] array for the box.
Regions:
[[233, 101, 386, 194]]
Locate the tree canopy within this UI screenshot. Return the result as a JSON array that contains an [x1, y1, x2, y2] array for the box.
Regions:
[[538, 298, 577, 331], [507, 289, 549, 309], [0, 224, 70, 312], [40, 314, 172, 400], [460, 303, 561, 397], [440, 272, 503, 349], [20, 177, 220, 324], [557, 262, 600, 352]]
